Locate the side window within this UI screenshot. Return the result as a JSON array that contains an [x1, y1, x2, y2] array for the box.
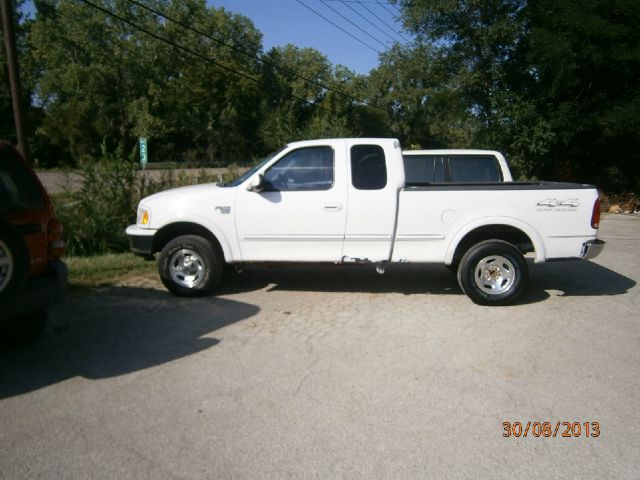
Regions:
[[0, 147, 46, 212], [351, 145, 387, 190], [448, 156, 503, 182], [263, 146, 334, 191], [403, 155, 436, 184]]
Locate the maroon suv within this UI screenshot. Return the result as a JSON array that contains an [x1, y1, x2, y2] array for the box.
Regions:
[[0, 142, 67, 344]]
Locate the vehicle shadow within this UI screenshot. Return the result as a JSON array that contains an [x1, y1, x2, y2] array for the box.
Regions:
[[527, 260, 636, 297], [219, 261, 635, 305], [0, 286, 260, 399], [219, 263, 461, 296]]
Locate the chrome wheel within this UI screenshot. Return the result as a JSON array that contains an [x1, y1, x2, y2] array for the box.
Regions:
[[474, 255, 516, 295], [168, 248, 206, 289], [0, 239, 14, 295]]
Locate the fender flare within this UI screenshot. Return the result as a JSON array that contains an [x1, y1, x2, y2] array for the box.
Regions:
[[445, 216, 546, 264], [154, 214, 234, 262]]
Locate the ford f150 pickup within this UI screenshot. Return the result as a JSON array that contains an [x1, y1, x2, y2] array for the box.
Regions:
[[126, 138, 604, 305]]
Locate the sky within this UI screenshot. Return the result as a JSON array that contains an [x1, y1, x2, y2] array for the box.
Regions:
[[206, 0, 410, 74]]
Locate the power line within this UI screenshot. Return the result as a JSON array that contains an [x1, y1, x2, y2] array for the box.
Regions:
[[75, 0, 336, 114], [324, 1, 396, 3], [294, 0, 383, 54], [73, 0, 388, 131], [375, 0, 401, 21], [360, 1, 411, 44], [338, 0, 406, 45], [129, 0, 385, 111], [319, 0, 387, 49]]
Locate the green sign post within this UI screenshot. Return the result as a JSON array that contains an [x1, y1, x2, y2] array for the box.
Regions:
[[139, 137, 148, 169]]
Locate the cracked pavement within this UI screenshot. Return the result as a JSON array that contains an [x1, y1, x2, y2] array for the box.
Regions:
[[1, 214, 639, 479]]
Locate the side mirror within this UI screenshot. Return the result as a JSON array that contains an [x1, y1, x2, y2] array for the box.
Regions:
[[246, 173, 264, 192]]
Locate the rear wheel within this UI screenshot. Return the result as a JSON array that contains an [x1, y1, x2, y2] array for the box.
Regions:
[[457, 240, 528, 306], [158, 235, 222, 297]]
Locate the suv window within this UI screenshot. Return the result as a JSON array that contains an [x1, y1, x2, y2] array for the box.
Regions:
[[351, 145, 387, 190], [263, 146, 334, 191], [0, 147, 46, 213], [448, 155, 502, 182]]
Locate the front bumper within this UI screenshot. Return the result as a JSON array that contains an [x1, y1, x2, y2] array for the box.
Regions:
[[0, 260, 68, 321], [581, 239, 605, 260], [126, 224, 156, 256]]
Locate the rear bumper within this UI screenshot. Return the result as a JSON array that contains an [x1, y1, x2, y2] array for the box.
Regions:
[[126, 224, 155, 256], [0, 260, 68, 321], [581, 239, 605, 259]]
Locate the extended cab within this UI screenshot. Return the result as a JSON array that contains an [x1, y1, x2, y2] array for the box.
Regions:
[[126, 138, 604, 305]]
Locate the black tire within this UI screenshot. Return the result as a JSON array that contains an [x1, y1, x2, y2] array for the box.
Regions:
[[1, 309, 47, 346], [158, 235, 222, 297], [0, 221, 29, 304], [457, 240, 528, 306]]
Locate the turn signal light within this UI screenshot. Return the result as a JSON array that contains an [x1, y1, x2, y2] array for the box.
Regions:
[[48, 217, 65, 259]]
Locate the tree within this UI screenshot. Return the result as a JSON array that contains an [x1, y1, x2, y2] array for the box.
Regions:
[[396, 0, 640, 187], [27, 0, 265, 165]]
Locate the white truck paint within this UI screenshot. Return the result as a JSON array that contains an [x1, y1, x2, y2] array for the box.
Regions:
[[127, 138, 604, 305]]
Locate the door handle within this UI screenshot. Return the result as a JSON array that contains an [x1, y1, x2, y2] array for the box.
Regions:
[[323, 204, 342, 212]]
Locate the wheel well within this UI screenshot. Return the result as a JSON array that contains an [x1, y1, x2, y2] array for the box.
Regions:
[[152, 222, 224, 259], [452, 225, 534, 265]]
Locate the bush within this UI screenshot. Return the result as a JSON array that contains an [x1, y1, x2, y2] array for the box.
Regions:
[[52, 147, 226, 256]]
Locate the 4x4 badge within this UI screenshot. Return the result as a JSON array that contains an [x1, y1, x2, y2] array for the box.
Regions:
[[536, 198, 580, 208]]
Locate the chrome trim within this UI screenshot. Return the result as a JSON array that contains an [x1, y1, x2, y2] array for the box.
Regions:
[[581, 239, 605, 259]]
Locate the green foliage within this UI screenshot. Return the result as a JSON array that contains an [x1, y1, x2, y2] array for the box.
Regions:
[[395, 0, 640, 189], [53, 145, 221, 256], [53, 145, 138, 255]]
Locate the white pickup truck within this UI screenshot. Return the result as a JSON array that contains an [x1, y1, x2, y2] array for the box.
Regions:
[[126, 138, 604, 305]]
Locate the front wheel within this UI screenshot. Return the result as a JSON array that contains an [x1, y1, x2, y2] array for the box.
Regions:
[[158, 235, 222, 297], [457, 240, 528, 306]]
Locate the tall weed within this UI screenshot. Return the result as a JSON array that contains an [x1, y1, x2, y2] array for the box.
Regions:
[[53, 147, 227, 256]]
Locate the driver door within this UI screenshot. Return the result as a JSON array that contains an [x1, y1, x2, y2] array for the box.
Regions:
[[235, 145, 347, 262]]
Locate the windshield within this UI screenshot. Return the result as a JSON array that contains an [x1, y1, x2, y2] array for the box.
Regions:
[[219, 146, 287, 188]]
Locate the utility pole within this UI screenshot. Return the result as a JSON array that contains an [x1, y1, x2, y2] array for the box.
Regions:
[[1, 0, 28, 161]]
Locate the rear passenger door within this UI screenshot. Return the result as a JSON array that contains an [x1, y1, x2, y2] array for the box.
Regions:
[[342, 142, 399, 263]]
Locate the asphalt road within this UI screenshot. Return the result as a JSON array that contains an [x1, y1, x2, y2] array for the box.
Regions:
[[1, 214, 639, 479]]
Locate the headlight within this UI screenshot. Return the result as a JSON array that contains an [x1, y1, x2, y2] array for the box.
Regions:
[[137, 207, 150, 226]]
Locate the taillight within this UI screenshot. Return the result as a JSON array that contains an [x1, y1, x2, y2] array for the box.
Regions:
[[591, 199, 601, 229], [48, 218, 65, 259]]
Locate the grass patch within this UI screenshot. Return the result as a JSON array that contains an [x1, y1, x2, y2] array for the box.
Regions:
[[66, 253, 157, 292]]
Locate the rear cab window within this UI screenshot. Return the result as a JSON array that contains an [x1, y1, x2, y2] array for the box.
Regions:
[[0, 147, 46, 214]]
